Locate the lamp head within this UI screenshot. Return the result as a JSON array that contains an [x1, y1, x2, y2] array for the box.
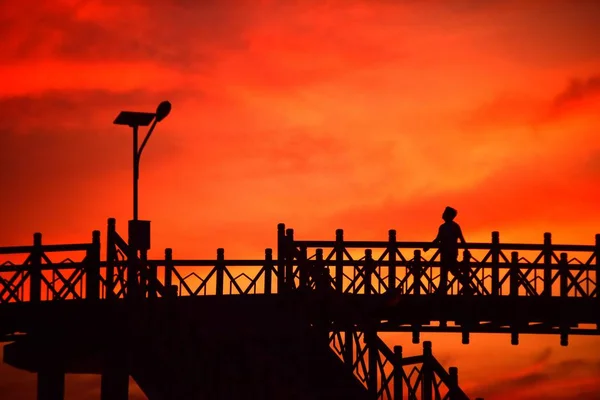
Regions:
[[155, 101, 171, 122]]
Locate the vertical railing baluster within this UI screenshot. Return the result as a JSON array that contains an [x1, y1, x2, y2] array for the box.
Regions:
[[335, 229, 344, 293], [510, 251, 520, 345], [595, 235, 600, 331], [559, 252, 570, 347], [127, 235, 138, 299], [510, 251, 519, 297], [216, 248, 224, 295], [264, 248, 273, 294], [285, 228, 295, 291], [366, 331, 378, 397], [491, 231, 500, 296], [344, 330, 353, 369], [388, 229, 397, 293], [543, 232, 552, 296], [106, 218, 116, 300], [422, 341, 433, 400], [559, 252, 568, 298], [147, 254, 157, 299], [394, 345, 403, 400], [298, 245, 309, 289], [462, 250, 472, 295], [413, 250, 422, 295], [315, 249, 325, 292], [364, 250, 373, 295], [30, 233, 42, 303], [139, 249, 148, 298], [277, 223, 285, 294], [85, 230, 101, 300], [164, 248, 174, 297]]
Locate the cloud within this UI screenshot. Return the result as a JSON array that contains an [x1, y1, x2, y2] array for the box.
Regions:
[[0, 1, 252, 66], [524, 388, 600, 400], [462, 72, 600, 133], [462, 1, 600, 68], [471, 347, 600, 400], [532, 347, 552, 364], [2, 1, 600, 399], [0, 90, 182, 186], [553, 75, 600, 108]]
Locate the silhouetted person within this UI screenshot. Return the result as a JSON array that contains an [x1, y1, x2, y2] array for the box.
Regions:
[[424, 206, 469, 294]]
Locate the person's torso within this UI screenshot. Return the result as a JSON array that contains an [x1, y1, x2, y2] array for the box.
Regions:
[[439, 222, 460, 247]]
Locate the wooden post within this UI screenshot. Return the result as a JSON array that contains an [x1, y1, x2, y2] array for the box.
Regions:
[[343, 330, 353, 368], [148, 251, 158, 299], [559, 252, 569, 347], [38, 369, 65, 400], [335, 229, 344, 293], [388, 229, 397, 292], [315, 248, 326, 292], [164, 248, 173, 288], [298, 245, 309, 289], [595, 234, 600, 331], [462, 329, 470, 345], [543, 232, 552, 296], [411, 244, 423, 341], [510, 251, 519, 297], [422, 341, 433, 400], [101, 364, 129, 400], [559, 252, 569, 298], [30, 233, 42, 303], [491, 231, 500, 296], [413, 250, 421, 295], [511, 330, 519, 346], [106, 218, 116, 299], [412, 326, 420, 344], [285, 228, 295, 290], [264, 248, 273, 294], [364, 249, 373, 295], [366, 331, 378, 397], [139, 249, 149, 298], [277, 223, 285, 293], [394, 345, 403, 400], [510, 251, 519, 345], [127, 235, 138, 299], [462, 250, 472, 295], [85, 230, 101, 300], [216, 248, 224, 295]]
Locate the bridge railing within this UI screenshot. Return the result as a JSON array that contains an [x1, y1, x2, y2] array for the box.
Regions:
[[0, 231, 101, 303], [281, 225, 599, 299], [328, 332, 479, 400], [0, 220, 598, 303]]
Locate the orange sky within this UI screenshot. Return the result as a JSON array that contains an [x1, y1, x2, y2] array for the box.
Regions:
[[1, 0, 600, 398]]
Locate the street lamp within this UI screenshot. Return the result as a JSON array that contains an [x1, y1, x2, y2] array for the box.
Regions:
[[113, 101, 171, 252]]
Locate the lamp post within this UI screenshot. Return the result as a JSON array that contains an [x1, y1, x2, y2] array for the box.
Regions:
[[113, 101, 171, 253], [113, 101, 171, 298]]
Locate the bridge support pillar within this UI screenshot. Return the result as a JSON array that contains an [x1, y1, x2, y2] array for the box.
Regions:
[[37, 369, 65, 400], [101, 369, 129, 400]]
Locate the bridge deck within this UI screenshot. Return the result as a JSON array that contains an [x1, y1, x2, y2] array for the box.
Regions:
[[1, 294, 597, 344]]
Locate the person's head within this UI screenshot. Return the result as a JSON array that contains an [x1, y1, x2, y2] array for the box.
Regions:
[[442, 206, 457, 222]]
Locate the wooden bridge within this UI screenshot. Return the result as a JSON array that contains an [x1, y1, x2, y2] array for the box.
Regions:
[[1, 218, 598, 399]]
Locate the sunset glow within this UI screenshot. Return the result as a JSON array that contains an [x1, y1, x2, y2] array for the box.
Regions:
[[1, 0, 600, 398]]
